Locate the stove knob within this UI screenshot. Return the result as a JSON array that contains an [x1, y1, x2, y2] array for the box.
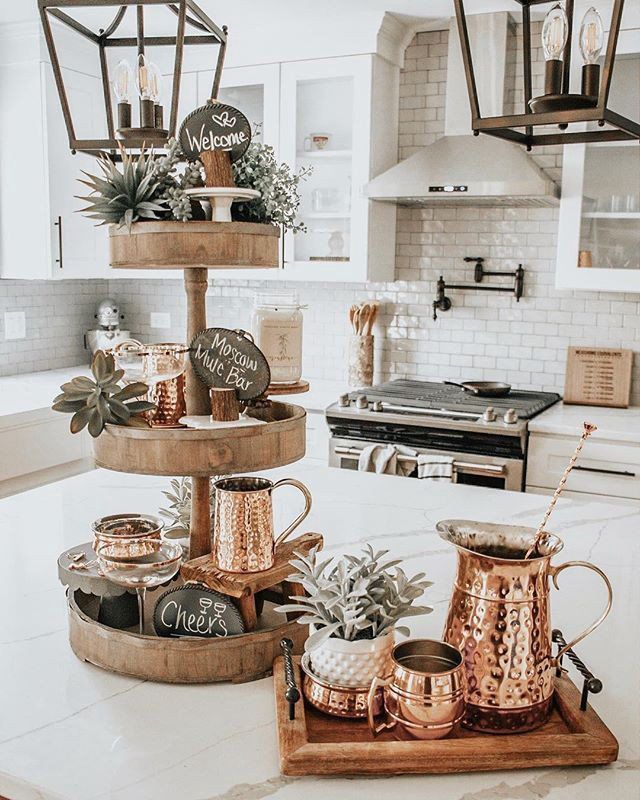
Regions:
[[338, 393, 350, 407], [355, 394, 368, 410], [503, 408, 518, 425], [482, 406, 497, 423], [372, 400, 383, 412]]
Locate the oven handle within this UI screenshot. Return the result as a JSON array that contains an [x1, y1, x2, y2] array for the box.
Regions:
[[333, 446, 507, 476]]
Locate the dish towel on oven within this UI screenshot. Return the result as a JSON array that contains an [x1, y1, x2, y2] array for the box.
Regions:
[[417, 454, 454, 482], [358, 444, 417, 477]]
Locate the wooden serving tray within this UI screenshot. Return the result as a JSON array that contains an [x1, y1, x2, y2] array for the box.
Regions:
[[273, 657, 618, 776]]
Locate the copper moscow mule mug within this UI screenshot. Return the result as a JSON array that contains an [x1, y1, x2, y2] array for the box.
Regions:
[[437, 520, 613, 734], [367, 639, 466, 740], [213, 476, 312, 573]]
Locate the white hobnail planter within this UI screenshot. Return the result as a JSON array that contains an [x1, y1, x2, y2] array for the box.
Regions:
[[308, 628, 395, 688]]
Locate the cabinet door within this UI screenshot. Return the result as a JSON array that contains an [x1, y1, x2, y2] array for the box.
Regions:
[[44, 63, 109, 279], [280, 56, 372, 281]]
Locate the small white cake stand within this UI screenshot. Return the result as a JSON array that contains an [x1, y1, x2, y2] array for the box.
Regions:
[[185, 187, 261, 222]]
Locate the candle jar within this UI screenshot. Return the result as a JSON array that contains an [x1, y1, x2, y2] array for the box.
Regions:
[[251, 292, 304, 384]]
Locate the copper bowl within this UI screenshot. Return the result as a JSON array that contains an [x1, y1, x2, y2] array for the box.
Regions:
[[92, 513, 164, 559], [301, 653, 384, 719]]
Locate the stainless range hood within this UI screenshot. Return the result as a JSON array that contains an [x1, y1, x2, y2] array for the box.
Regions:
[[365, 14, 559, 207]]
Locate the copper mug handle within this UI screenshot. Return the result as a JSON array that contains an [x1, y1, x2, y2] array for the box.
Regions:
[[367, 675, 395, 737], [271, 479, 312, 549], [550, 560, 613, 661]]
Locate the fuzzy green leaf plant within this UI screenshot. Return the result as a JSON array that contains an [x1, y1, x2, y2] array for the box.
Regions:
[[276, 544, 434, 651], [158, 476, 222, 531], [52, 350, 156, 438]]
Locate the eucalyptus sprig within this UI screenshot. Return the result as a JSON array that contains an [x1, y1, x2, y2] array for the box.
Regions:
[[276, 545, 433, 651]]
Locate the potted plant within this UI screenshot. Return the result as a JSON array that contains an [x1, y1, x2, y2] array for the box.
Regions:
[[276, 545, 433, 687]]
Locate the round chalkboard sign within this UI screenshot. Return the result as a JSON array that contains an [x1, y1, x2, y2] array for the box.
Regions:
[[178, 102, 251, 161], [153, 584, 245, 638], [190, 328, 270, 401]]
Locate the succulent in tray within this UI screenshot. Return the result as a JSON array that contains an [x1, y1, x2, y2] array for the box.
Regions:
[[52, 351, 156, 438]]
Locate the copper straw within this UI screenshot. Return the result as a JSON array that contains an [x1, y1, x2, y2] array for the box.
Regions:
[[525, 422, 597, 559]]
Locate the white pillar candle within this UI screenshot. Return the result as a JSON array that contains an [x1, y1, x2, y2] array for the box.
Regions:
[[251, 292, 304, 384]]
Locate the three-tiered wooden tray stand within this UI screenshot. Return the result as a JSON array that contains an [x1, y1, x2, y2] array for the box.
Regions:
[[68, 210, 320, 684]]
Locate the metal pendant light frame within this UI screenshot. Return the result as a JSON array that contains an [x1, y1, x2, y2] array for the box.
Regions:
[[453, 0, 639, 148], [38, 0, 227, 155]]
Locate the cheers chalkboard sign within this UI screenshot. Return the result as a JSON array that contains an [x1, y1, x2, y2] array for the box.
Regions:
[[153, 584, 245, 638], [178, 102, 251, 161], [190, 327, 270, 401]]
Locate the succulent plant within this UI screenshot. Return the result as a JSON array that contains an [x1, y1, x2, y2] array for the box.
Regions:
[[77, 146, 166, 230], [52, 351, 156, 438], [276, 545, 433, 650], [158, 476, 220, 531]]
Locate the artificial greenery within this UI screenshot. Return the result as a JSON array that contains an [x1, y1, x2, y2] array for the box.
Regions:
[[151, 138, 204, 222], [52, 351, 155, 438], [232, 140, 311, 233], [276, 545, 433, 651], [158, 476, 219, 531], [78, 147, 165, 230]]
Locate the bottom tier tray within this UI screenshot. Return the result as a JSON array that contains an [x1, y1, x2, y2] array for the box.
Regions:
[[92, 401, 306, 476], [273, 656, 619, 776], [68, 590, 306, 684]]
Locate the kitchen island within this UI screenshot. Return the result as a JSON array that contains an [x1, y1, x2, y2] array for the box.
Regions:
[[0, 464, 637, 800]]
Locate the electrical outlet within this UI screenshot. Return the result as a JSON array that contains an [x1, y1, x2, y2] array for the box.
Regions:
[[150, 312, 171, 329], [4, 311, 26, 340]]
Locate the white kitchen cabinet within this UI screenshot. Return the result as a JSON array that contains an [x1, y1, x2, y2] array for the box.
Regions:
[[556, 36, 640, 293], [0, 23, 110, 280]]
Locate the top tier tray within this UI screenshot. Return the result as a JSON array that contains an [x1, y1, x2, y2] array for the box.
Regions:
[[93, 402, 306, 476], [109, 221, 280, 270]]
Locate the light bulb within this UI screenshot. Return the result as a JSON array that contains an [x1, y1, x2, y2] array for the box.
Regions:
[[148, 61, 161, 103], [579, 7, 604, 64], [542, 3, 568, 61], [113, 59, 132, 104], [136, 54, 152, 100]]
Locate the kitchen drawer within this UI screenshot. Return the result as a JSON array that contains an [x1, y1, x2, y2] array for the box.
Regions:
[[527, 433, 640, 501]]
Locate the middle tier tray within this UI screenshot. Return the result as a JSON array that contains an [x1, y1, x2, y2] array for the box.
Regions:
[[93, 402, 306, 476]]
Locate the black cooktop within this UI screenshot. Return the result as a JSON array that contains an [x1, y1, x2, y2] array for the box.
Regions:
[[346, 379, 560, 420]]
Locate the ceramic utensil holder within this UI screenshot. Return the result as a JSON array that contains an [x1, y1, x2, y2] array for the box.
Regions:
[[348, 335, 374, 390]]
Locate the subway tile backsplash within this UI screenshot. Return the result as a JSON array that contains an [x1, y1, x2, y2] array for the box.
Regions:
[[2, 30, 640, 403]]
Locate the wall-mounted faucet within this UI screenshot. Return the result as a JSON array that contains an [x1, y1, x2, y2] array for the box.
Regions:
[[432, 258, 525, 320]]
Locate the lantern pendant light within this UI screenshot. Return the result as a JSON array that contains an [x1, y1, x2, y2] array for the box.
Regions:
[[453, 0, 639, 148], [38, 0, 228, 156]]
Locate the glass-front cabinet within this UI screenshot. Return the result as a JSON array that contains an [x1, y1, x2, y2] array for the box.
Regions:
[[556, 46, 640, 292]]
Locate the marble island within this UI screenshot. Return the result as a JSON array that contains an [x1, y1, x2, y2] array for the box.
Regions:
[[1, 464, 637, 800]]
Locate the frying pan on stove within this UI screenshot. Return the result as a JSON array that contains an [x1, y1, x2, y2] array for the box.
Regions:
[[444, 380, 512, 397]]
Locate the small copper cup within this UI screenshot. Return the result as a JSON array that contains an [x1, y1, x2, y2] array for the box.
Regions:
[[213, 476, 312, 573], [92, 513, 164, 559], [367, 639, 465, 740]]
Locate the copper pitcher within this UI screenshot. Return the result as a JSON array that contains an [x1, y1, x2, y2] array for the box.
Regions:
[[213, 476, 312, 573], [437, 519, 612, 734]]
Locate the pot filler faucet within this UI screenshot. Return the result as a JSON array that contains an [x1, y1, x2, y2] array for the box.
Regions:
[[432, 257, 525, 320]]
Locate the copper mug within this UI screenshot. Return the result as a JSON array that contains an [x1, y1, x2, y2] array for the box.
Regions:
[[437, 520, 613, 733], [212, 476, 312, 573], [367, 639, 466, 740]]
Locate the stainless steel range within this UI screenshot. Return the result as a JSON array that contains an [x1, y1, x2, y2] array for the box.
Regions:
[[326, 379, 561, 491]]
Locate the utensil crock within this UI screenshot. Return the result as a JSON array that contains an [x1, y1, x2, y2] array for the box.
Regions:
[[437, 519, 612, 733]]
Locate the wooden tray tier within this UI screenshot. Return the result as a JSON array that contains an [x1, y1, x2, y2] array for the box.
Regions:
[[274, 657, 619, 776], [69, 591, 307, 684], [92, 402, 306, 476], [109, 221, 280, 270]]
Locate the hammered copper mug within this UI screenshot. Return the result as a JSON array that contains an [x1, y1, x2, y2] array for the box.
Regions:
[[213, 476, 312, 573], [437, 519, 613, 734]]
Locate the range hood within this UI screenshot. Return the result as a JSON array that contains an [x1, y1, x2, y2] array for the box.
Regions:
[[365, 14, 559, 207]]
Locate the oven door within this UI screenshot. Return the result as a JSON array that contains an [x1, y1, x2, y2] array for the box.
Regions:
[[329, 437, 524, 491]]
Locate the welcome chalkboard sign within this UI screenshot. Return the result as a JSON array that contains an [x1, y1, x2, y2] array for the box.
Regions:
[[153, 584, 245, 638], [190, 327, 270, 401], [178, 102, 251, 161]]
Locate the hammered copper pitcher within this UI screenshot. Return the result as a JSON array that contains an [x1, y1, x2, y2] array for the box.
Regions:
[[437, 519, 612, 734], [213, 477, 312, 573]]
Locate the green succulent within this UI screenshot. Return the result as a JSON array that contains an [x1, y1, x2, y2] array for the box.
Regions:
[[158, 476, 219, 531], [52, 351, 156, 438], [77, 147, 166, 230]]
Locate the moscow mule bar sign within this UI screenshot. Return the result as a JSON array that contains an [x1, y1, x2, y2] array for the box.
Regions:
[[178, 101, 251, 161], [190, 327, 270, 400], [153, 584, 245, 638]]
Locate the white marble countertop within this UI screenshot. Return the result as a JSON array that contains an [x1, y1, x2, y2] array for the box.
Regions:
[[0, 465, 637, 800], [276, 379, 344, 413], [0, 366, 89, 422], [529, 402, 640, 444]]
